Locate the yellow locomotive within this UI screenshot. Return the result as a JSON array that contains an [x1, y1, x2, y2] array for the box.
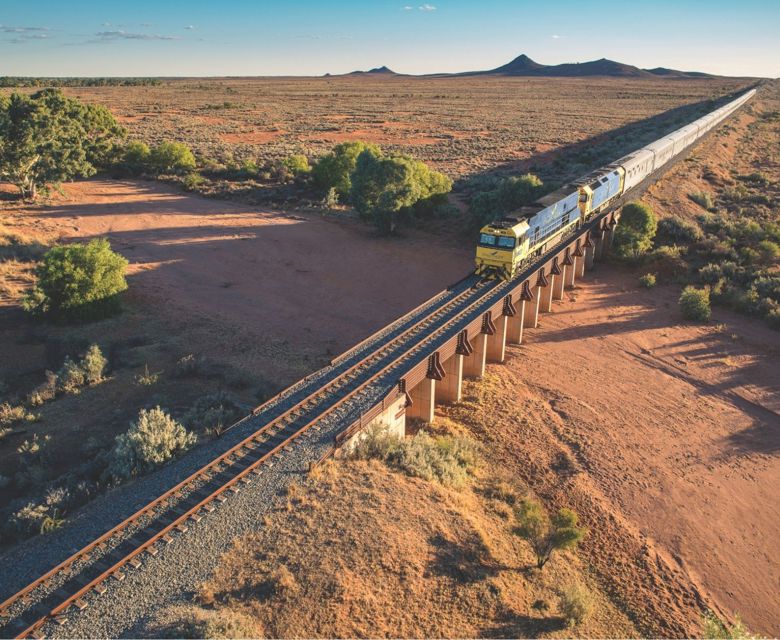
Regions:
[[474, 87, 757, 281], [475, 167, 624, 279]]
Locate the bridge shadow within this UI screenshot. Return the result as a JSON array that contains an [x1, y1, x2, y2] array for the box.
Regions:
[[454, 82, 757, 195]]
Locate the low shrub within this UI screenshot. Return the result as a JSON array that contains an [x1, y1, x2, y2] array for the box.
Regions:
[[109, 407, 197, 480], [173, 354, 199, 378], [657, 216, 703, 244], [281, 154, 310, 176], [135, 364, 160, 386], [149, 141, 196, 175], [679, 286, 712, 322], [81, 344, 107, 385], [613, 202, 657, 259], [159, 606, 262, 639], [351, 425, 478, 488], [183, 392, 244, 438], [27, 370, 57, 406], [559, 584, 594, 628], [57, 356, 86, 394], [689, 191, 715, 210], [701, 612, 756, 639], [0, 402, 35, 427], [638, 273, 656, 288], [646, 245, 689, 282]]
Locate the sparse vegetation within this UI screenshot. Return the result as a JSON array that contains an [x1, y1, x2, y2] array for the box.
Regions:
[[350, 424, 478, 487], [135, 363, 161, 386], [514, 498, 586, 570], [702, 612, 757, 640], [23, 238, 128, 322], [689, 191, 715, 211], [148, 141, 197, 175], [183, 392, 244, 438]]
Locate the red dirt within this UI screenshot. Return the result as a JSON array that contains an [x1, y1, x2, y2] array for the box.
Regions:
[[449, 268, 780, 636], [5, 179, 472, 381]]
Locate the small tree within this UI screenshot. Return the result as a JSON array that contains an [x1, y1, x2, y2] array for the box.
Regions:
[[679, 286, 712, 322], [311, 141, 381, 198], [23, 238, 128, 321], [702, 612, 755, 640], [0, 89, 125, 200], [110, 406, 197, 480], [614, 201, 658, 259], [559, 584, 594, 627], [282, 154, 310, 176], [514, 498, 586, 570], [149, 141, 196, 175]]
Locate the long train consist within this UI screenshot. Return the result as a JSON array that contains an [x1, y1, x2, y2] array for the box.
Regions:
[[475, 89, 756, 280]]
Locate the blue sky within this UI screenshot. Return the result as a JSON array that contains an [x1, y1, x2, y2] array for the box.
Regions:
[[1, 0, 778, 77]]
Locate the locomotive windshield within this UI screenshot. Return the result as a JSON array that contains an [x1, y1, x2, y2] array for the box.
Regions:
[[480, 234, 515, 249], [497, 236, 516, 249], [479, 233, 497, 246]]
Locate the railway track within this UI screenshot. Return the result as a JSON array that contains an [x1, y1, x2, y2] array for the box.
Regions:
[[0, 271, 513, 638], [0, 119, 712, 636]]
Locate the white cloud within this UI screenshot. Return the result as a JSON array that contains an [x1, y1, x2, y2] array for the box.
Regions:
[[93, 30, 180, 41], [184, 25, 196, 30], [419, 3, 436, 10], [402, 5, 414, 9], [551, 34, 565, 39]]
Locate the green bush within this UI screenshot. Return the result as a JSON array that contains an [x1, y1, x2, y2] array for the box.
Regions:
[[638, 273, 656, 288], [109, 406, 197, 480], [23, 238, 128, 322], [657, 216, 703, 244], [149, 141, 196, 175], [679, 286, 712, 322], [689, 191, 715, 210], [311, 141, 381, 197], [121, 140, 151, 175], [614, 201, 657, 259], [559, 584, 594, 628], [514, 498, 586, 570], [757, 239, 779, 264], [282, 154, 310, 176]]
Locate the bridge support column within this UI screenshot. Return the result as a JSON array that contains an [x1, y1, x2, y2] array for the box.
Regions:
[[585, 243, 596, 270], [566, 260, 576, 288], [438, 355, 463, 403], [553, 267, 566, 300], [541, 277, 555, 312], [406, 378, 435, 423], [463, 333, 487, 379], [487, 315, 507, 363], [576, 254, 586, 279], [523, 288, 540, 329], [594, 233, 606, 260], [507, 300, 525, 344]]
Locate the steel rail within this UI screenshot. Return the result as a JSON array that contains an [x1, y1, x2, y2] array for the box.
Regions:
[[1, 275, 496, 638]]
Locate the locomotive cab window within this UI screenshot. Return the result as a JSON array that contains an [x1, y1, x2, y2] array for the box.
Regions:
[[479, 233, 497, 246], [497, 236, 516, 249]]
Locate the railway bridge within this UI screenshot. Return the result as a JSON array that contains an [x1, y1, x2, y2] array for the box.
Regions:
[[0, 88, 756, 638]]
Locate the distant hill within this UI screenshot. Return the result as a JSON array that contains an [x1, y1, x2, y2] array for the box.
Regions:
[[448, 54, 716, 79], [345, 65, 398, 76]]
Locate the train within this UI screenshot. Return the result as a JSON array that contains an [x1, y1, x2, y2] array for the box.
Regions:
[[474, 88, 756, 280]]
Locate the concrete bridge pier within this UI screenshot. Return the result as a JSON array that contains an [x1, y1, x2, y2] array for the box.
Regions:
[[463, 332, 487, 379], [574, 242, 586, 280], [487, 314, 507, 363], [507, 298, 525, 344], [523, 285, 540, 330], [553, 266, 566, 299], [406, 377, 435, 423], [584, 235, 596, 270], [438, 354, 463, 403], [563, 249, 576, 290]]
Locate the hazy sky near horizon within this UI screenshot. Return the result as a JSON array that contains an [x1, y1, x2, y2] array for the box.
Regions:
[[1, 0, 778, 78]]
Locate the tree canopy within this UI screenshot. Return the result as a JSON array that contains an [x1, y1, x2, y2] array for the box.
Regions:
[[311, 141, 382, 198], [350, 150, 452, 233], [0, 89, 125, 199]]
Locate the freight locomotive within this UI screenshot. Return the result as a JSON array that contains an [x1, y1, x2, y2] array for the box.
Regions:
[[475, 89, 756, 280]]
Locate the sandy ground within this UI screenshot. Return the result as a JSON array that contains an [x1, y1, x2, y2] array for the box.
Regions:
[[461, 268, 780, 636], [4, 179, 472, 380]]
